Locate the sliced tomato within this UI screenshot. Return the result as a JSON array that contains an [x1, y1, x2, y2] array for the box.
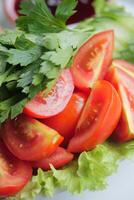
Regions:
[[68, 80, 122, 153], [105, 60, 134, 142], [71, 30, 114, 90], [42, 92, 87, 147], [32, 147, 74, 170], [24, 69, 74, 119], [74, 87, 91, 96], [0, 140, 32, 197], [4, 0, 19, 23], [2, 114, 63, 161]]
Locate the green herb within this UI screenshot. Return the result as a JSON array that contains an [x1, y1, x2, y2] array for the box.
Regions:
[[0, 30, 23, 46], [0, 0, 94, 124], [55, 0, 77, 22], [16, 0, 77, 34], [41, 47, 73, 68]]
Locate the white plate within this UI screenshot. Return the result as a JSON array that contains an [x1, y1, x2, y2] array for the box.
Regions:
[[38, 0, 134, 200]]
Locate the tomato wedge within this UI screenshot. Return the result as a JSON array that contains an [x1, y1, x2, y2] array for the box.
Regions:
[[4, 0, 18, 23], [42, 92, 87, 147], [0, 140, 32, 197], [105, 60, 134, 142], [68, 80, 122, 153], [2, 115, 63, 161], [32, 147, 74, 170], [71, 30, 114, 90], [24, 69, 74, 119]]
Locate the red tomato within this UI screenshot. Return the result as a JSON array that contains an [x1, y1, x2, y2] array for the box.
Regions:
[[105, 60, 134, 142], [2, 114, 63, 161], [24, 69, 74, 119], [68, 80, 122, 153], [32, 147, 74, 170], [71, 30, 114, 90], [42, 92, 87, 147], [74, 87, 91, 96], [4, 0, 19, 23], [0, 140, 32, 197]]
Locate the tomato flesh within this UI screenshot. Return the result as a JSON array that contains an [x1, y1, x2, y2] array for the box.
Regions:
[[32, 147, 74, 170], [68, 80, 122, 153], [0, 140, 32, 197], [105, 60, 134, 142], [71, 30, 114, 90], [24, 69, 74, 119], [42, 92, 87, 147], [2, 115, 63, 161]]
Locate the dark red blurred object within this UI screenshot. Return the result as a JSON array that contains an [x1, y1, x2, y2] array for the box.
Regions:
[[4, 0, 94, 24]]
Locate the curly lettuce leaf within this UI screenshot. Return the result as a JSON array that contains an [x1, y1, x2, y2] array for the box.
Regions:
[[9, 141, 134, 200]]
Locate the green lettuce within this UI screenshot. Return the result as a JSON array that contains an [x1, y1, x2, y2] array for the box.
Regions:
[[9, 141, 134, 200]]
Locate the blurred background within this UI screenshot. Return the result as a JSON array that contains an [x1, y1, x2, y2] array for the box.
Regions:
[[0, 0, 133, 29]]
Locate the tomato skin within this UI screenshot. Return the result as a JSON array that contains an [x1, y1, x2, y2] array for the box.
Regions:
[[42, 92, 87, 147], [32, 147, 74, 170], [74, 87, 91, 96], [71, 30, 114, 90], [0, 140, 32, 197], [3, 115, 63, 161], [4, 0, 18, 23], [105, 60, 134, 142], [68, 80, 122, 153], [24, 69, 74, 119]]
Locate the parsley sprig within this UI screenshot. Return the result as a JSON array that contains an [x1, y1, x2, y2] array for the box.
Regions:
[[0, 0, 91, 123], [17, 0, 77, 33]]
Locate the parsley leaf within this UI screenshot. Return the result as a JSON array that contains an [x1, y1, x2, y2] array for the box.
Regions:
[[43, 34, 59, 50], [7, 47, 41, 66], [17, 0, 66, 34], [19, 0, 33, 15], [10, 98, 27, 119], [42, 47, 73, 68], [17, 0, 77, 34], [6, 34, 42, 66], [57, 31, 91, 49], [43, 31, 91, 51], [56, 0, 77, 22], [17, 61, 41, 93], [0, 95, 27, 123], [0, 55, 7, 73], [0, 30, 23, 46], [40, 61, 55, 75], [15, 34, 36, 49]]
